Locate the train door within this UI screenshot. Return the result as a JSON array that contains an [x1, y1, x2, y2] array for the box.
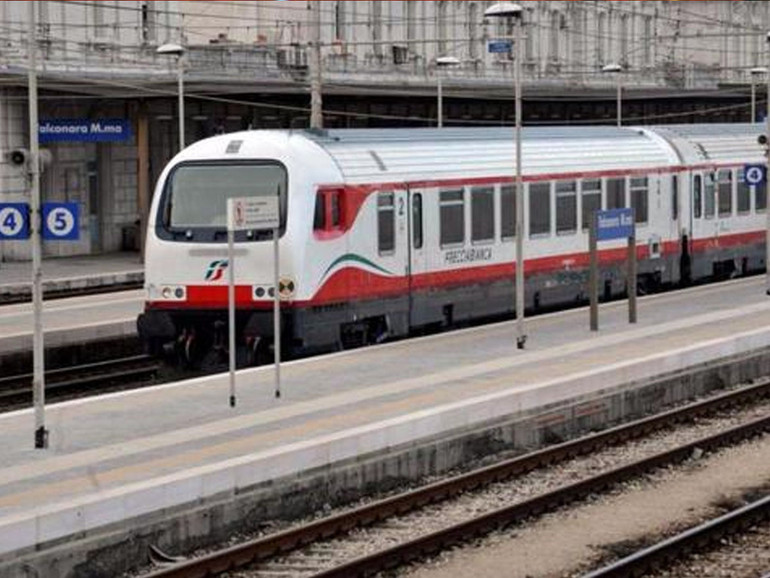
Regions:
[[407, 189, 427, 328], [374, 188, 411, 337]]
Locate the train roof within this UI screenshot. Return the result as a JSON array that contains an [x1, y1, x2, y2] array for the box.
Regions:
[[304, 126, 676, 184], [650, 123, 765, 166], [178, 124, 766, 185]]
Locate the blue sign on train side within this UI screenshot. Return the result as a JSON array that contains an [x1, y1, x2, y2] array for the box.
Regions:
[[596, 208, 634, 242]]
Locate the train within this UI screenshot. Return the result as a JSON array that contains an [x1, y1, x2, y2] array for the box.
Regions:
[[137, 124, 768, 367]]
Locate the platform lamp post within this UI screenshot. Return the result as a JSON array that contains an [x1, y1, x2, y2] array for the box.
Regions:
[[436, 56, 460, 128], [602, 62, 623, 127], [750, 67, 767, 124], [156, 43, 186, 151], [765, 32, 770, 297], [484, 2, 526, 349]]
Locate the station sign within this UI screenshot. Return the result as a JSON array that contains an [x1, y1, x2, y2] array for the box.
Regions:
[[744, 164, 766, 186], [227, 197, 280, 232], [596, 208, 634, 242], [42, 202, 80, 241], [39, 119, 132, 143], [0, 203, 30, 240], [488, 40, 512, 54]]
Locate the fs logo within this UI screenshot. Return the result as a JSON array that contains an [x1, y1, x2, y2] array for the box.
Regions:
[[204, 260, 229, 282]]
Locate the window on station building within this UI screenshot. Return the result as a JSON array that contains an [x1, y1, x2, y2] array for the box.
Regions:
[[334, 2, 347, 41], [555, 180, 577, 234], [704, 172, 716, 218], [378, 192, 395, 254], [581, 179, 602, 231], [406, 0, 417, 44], [717, 169, 733, 217], [371, 0, 382, 58], [529, 182, 551, 237], [471, 186, 495, 243], [440, 189, 465, 246], [606, 177, 626, 210], [412, 193, 423, 249], [630, 177, 648, 224], [737, 169, 751, 214], [501, 185, 516, 240], [671, 175, 679, 220]]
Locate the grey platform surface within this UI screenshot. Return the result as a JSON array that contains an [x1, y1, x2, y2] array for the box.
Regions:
[[1, 277, 769, 557], [0, 290, 143, 354], [0, 253, 143, 299]]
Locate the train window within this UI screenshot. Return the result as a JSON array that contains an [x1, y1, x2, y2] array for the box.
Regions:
[[693, 175, 702, 219], [630, 177, 648, 224], [704, 172, 715, 218], [556, 181, 577, 235], [412, 193, 423, 250], [581, 179, 601, 231], [313, 192, 325, 230], [163, 162, 287, 243], [440, 189, 465, 247], [737, 169, 751, 214], [756, 181, 767, 212], [671, 175, 678, 221], [330, 192, 341, 227], [606, 178, 626, 210], [529, 182, 551, 237], [378, 192, 395, 255], [471, 187, 495, 243], [717, 170, 732, 217], [501, 185, 515, 240]]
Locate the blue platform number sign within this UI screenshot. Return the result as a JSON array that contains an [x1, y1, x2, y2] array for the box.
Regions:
[[744, 164, 766, 186], [0, 203, 30, 240], [596, 208, 634, 242], [42, 202, 79, 241], [488, 40, 512, 54]]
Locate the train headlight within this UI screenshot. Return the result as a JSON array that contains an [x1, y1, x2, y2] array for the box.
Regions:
[[158, 285, 187, 301]]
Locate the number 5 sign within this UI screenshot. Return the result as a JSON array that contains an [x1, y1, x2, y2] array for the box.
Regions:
[[42, 202, 79, 241]]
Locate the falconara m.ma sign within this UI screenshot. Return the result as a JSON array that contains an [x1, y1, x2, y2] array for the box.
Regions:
[[39, 119, 132, 143]]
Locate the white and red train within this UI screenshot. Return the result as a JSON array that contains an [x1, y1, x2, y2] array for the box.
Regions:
[[138, 124, 767, 365]]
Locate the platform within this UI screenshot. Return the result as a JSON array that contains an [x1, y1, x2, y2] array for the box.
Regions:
[[0, 253, 143, 302], [0, 290, 143, 356], [1, 277, 770, 577]]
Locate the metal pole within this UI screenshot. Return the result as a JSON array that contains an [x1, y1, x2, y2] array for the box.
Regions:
[[616, 72, 622, 127], [227, 224, 236, 408], [310, 0, 323, 130], [437, 75, 443, 128], [177, 55, 185, 150], [628, 232, 637, 324], [766, 33, 770, 296], [273, 228, 281, 398], [514, 16, 526, 349], [589, 212, 599, 332], [752, 78, 757, 124], [29, 3, 47, 449]]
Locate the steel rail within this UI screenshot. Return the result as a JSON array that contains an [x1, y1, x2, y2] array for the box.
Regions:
[[0, 280, 143, 305], [141, 379, 770, 578], [0, 355, 159, 407], [582, 494, 770, 578]]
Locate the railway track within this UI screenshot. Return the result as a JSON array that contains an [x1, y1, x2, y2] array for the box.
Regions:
[[0, 280, 143, 305], [584, 494, 770, 578], [141, 379, 770, 578], [0, 355, 161, 410]]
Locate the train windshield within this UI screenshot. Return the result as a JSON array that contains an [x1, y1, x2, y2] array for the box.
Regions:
[[159, 162, 287, 242]]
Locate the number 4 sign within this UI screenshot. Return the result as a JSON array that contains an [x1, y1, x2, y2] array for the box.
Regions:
[[42, 202, 79, 241], [0, 203, 30, 240]]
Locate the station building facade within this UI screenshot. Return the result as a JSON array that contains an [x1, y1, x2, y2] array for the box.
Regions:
[[0, 0, 768, 261]]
